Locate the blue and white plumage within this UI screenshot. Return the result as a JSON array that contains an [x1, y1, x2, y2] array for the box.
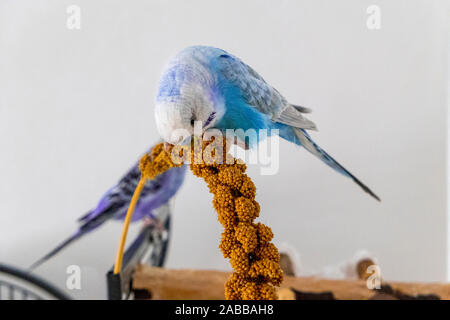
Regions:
[[155, 46, 379, 201], [30, 152, 187, 269]]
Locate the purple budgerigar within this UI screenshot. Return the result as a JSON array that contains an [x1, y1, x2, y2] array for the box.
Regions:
[[30, 151, 187, 270]]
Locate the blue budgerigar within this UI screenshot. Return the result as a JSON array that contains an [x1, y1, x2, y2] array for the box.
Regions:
[[30, 153, 187, 269], [155, 46, 379, 201]]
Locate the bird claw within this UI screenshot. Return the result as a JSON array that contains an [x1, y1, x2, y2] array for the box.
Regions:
[[142, 216, 154, 227], [231, 136, 249, 150], [142, 216, 164, 232]]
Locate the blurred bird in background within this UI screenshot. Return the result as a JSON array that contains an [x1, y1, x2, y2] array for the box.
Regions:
[[155, 45, 379, 201], [30, 150, 187, 270]]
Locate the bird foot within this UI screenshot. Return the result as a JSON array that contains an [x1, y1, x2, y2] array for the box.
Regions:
[[142, 216, 165, 232]]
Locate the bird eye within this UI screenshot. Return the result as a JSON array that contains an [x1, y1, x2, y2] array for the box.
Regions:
[[190, 117, 195, 127]]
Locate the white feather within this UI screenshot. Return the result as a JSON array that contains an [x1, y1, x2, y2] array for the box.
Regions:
[[275, 105, 317, 130]]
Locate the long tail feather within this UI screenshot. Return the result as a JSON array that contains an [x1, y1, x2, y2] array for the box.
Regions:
[[29, 230, 84, 271], [293, 128, 380, 201]]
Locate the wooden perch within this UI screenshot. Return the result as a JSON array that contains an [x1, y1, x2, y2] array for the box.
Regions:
[[132, 265, 450, 300]]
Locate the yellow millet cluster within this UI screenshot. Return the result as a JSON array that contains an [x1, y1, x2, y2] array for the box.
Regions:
[[140, 140, 283, 300], [138, 143, 183, 180]]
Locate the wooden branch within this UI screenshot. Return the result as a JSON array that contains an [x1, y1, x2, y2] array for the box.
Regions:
[[132, 265, 450, 300]]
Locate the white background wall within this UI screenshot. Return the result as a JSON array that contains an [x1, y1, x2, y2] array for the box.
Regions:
[[0, 0, 448, 299]]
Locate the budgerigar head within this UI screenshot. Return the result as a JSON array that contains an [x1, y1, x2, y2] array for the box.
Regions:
[[155, 66, 223, 145]]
